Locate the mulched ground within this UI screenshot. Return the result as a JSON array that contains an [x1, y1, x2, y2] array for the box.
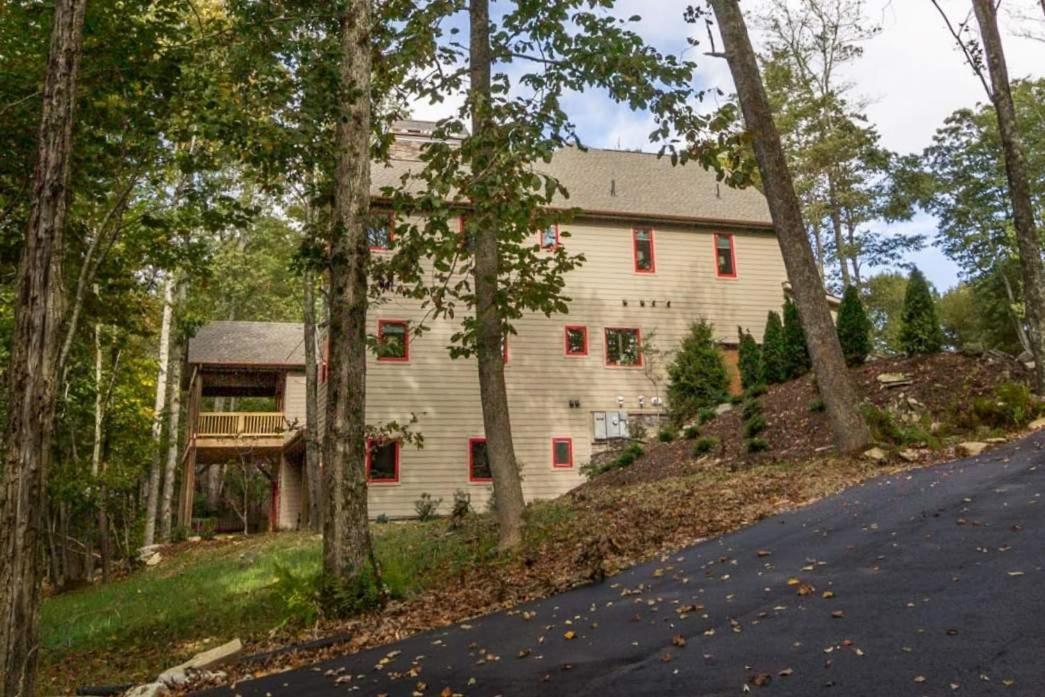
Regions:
[[584, 351, 1029, 489]]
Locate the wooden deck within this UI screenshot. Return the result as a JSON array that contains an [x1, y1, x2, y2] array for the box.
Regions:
[[192, 412, 288, 463]]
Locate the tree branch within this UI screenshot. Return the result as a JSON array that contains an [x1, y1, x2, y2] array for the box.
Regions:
[[930, 0, 994, 99]]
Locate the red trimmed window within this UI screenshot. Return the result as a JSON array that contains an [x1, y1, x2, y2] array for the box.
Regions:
[[552, 438, 573, 468], [368, 213, 394, 251], [605, 327, 642, 367], [632, 227, 655, 273], [377, 320, 408, 362], [539, 224, 559, 251], [366, 439, 400, 483], [469, 437, 492, 482], [564, 325, 588, 356], [714, 233, 737, 278]]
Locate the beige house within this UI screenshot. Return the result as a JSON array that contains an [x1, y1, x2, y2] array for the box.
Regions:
[[179, 122, 792, 528]]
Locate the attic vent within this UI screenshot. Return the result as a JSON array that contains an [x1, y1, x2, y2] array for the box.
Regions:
[[610, 178, 617, 197]]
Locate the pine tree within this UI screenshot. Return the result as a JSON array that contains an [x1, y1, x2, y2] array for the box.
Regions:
[[737, 326, 764, 389], [667, 321, 730, 424], [783, 298, 811, 378], [899, 267, 944, 355], [761, 311, 788, 384], [836, 285, 872, 365]]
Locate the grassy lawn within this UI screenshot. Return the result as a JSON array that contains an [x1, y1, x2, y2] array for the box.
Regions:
[[39, 521, 497, 693]]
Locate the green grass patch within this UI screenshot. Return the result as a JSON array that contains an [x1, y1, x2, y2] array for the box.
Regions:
[[41, 520, 498, 688]]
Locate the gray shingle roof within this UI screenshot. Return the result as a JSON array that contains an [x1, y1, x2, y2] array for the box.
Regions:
[[372, 143, 772, 227], [188, 321, 306, 367]]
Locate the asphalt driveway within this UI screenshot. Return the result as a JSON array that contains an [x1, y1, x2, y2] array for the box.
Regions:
[[201, 433, 1045, 696]]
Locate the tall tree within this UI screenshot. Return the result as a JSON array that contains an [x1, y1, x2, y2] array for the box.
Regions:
[[159, 301, 186, 543], [467, 0, 527, 548], [758, 0, 922, 290], [302, 266, 323, 531], [322, 0, 377, 586], [0, 0, 88, 693], [704, 0, 869, 452], [970, 0, 1045, 392], [390, 1, 700, 547], [142, 276, 174, 548]]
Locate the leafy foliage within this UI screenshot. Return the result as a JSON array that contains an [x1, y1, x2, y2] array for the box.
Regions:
[[761, 311, 788, 384], [692, 436, 720, 456], [414, 493, 443, 522], [836, 285, 872, 365], [782, 299, 811, 378], [862, 272, 908, 354], [960, 382, 1040, 430], [737, 327, 764, 389], [667, 321, 730, 424], [899, 268, 944, 355]]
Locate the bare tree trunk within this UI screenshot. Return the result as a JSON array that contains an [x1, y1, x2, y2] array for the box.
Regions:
[[205, 396, 225, 512], [303, 269, 323, 531], [91, 320, 103, 478], [972, 0, 1045, 393], [323, 0, 377, 583], [143, 276, 174, 547], [826, 175, 851, 287], [812, 221, 825, 280], [709, 0, 869, 453], [469, 0, 527, 549], [1000, 271, 1033, 354], [0, 0, 87, 691], [160, 325, 185, 542], [844, 213, 862, 288]]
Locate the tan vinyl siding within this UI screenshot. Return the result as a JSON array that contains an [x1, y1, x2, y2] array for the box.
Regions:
[[277, 455, 303, 529], [347, 220, 788, 518], [282, 372, 307, 431]]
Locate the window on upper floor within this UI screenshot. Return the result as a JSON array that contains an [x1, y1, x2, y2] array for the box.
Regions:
[[366, 439, 399, 483], [715, 233, 737, 278], [368, 213, 394, 250], [552, 438, 573, 468], [377, 320, 408, 361], [539, 224, 559, 251], [469, 437, 492, 482], [633, 227, 655, 273], [564, 325, 588, 356], [605, 327, 642, 367]]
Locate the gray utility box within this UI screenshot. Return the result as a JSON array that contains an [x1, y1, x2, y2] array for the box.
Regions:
[[593, 410, 630, 441]]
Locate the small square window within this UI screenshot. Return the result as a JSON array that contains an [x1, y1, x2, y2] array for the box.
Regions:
[[469, 438, 492, 482], [368, 214, 393, 250], [605, 328, 642, 367], [715, 233, 736, 278], [366, 439, 399, 483], [552, 438, 573, 468], [539, 224, 559, 250], [564, 325, 588, 356], [633, 228, 655, 273], [377, 320, 408, 361]]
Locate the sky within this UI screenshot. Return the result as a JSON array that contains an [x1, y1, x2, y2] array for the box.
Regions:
[[409, 0, 1045, 291]]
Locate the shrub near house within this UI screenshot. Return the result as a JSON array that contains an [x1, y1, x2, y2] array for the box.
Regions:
[[667, 321, 730, 425]]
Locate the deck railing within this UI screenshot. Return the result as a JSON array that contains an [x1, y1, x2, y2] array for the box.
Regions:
[[196, 412, 285, 437]]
